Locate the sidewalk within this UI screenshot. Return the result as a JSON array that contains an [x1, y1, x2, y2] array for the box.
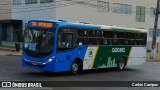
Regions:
[[146, 52, 160, 61], [0, 46, 22, 56]]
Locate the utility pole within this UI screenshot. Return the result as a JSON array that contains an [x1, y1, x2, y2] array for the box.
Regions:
[[151, 0, 160, 59]]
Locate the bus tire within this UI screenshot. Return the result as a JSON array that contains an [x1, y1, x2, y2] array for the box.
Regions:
[[70, 61, 81, 74], [118, 57, 126, 71]]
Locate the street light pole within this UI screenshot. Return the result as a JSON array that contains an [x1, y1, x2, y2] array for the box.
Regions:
[[151, 0, 160, 59]]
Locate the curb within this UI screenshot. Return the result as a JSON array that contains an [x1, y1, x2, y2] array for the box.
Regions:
[[6, 54, 22, 56], [146, 59, 160, 62], [4, 51, 22, 56], [0, 47, 22, 56], [0, 47, 16, 52]]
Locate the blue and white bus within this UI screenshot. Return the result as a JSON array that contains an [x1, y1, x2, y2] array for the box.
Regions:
[[22, 20, 147, 74]]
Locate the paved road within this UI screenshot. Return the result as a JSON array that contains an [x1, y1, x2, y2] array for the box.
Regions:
[[0, 55, 160, 90]]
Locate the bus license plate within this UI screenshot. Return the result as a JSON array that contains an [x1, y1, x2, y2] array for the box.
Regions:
[[32, 62, 37, 65]]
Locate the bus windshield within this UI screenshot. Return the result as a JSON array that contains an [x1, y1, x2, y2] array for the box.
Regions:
[[23, 29, 54, 58]]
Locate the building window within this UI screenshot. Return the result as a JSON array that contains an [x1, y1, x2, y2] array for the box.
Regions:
[[136, 6, 145, 22], [1, 25, 14, 41], [13, 0, 21, 5], [25, 0, 37, 4], [150, 7, 155, 17], [40, 0, 53, 3], [97, 1, 109, 12], [113, 3, 132, 14]]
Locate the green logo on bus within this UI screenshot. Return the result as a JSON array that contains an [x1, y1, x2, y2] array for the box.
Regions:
[[88, 48, 94, 58]]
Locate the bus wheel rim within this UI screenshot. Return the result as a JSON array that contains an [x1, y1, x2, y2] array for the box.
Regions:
[[119, 59, 124, 69], [72, 63, 78, 72]]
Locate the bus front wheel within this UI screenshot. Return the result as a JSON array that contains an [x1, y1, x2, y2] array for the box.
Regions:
[[71, 61, 80, 74], [118, 57, 126, 71]]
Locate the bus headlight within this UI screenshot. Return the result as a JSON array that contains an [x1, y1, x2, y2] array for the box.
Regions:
[[47, 56, 55, 63], [48, 58, 53, 63]]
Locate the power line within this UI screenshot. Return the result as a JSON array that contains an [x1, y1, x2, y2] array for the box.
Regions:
[[0, 0, 95, 14], [0, 0, 64, 5], [0, 0, 67, 10], [0, 0, 154, 10], [0, 0, 81, 14], [0, 0, 156, 15], [0, 0, 83, 11]]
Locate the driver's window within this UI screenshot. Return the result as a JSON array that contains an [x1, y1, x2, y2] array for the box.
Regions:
[[58, 33, 73, 48], [57, 27, 75, 52]]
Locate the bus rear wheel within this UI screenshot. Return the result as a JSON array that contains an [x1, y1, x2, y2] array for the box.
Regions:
[[71, 61, 80, 74], [118, 57, 126, 71]]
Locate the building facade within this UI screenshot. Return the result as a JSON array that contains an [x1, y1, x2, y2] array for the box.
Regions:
[[55, 0, 160, 51], [0, 0, 159, 51], [0, 0, 55, 47]]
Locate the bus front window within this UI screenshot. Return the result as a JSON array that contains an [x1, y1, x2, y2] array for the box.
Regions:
[[23, 29, 54, 58]]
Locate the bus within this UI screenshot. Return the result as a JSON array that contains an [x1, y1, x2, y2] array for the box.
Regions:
[[22, 20, 147, 74]]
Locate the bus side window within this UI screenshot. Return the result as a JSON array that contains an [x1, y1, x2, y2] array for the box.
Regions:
[[61, 33, 73, 47], [102, 31, 113, 45], [57, 28, 75, 52], [77, 29, 87, 45], [135, 33, 143, 45], [125, 32, 135, 45], [113, 32, 118, 45], [113, 32, 126, 45], [58, 35, 62, 47], [88, 30, 102, 45], [77, 38, 87, 45], [143, 33, 147, 45]]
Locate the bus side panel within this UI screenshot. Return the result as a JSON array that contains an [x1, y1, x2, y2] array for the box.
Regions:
[[127, 47, 146, 65], [83, 46, 99, 70], [83, 46, 132, 70], [54, 46, 88, 72]]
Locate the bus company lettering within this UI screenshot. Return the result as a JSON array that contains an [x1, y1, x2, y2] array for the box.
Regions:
[[112, 48, 125, 53]]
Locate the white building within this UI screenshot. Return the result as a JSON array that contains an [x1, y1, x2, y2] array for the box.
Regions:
[[0, 0, 55, 46], [0, 0, 159, 51], [55, 0, 160, 51]]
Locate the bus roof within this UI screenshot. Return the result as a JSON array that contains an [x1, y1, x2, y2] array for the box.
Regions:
[[68, 22, 147, 33], [28, 20, 147, 33], [100, 26, 147, 33]]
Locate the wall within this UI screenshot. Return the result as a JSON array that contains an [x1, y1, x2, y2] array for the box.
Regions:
[[56, 0, 160, 43], [11, 0, 56, 29], [0, 0, 12, 20]]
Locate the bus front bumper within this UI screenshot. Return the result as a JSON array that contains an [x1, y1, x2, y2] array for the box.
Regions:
[[22, 57, 56, 72]]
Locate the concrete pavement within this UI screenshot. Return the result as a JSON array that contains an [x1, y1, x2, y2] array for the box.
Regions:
[[0, 50, 21, 56], [0, 55, 160, 90], [0, 46, 21, 56], [146, 52, 160, 61]]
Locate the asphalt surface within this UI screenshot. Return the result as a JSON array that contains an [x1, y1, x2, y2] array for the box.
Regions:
[[0, 55, 160, 90]]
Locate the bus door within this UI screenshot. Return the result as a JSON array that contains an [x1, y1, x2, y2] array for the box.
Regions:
[[56, 27, 77, 62]]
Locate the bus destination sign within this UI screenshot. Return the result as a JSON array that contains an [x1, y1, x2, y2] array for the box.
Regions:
[[31, 21, 53, 28]]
